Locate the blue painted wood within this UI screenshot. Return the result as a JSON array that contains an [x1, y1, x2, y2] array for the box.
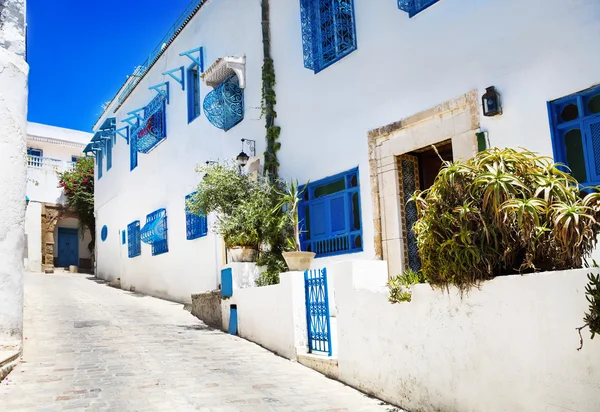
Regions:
[[57, 228, 79, 268], [106, 138, 113, 171], [122, 230, 126, 245], [185, 193, 207, 240], [221, 268, 233, 298], [149, 82, 170, 104], [187, 64, 201, 123], [97, 146, 103, 179], [130, 120, 138, 171], [127, 221, 141, 258], [179, 47, 204, 72], [115, 127, 129, 144], [228, 305, 238, 335], [398, 0, 440, 17], [162, 66, 185, 90], [140, 209, 168, 256], [304, 268, 332, 356]]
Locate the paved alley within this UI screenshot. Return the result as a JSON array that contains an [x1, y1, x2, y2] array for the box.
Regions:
[[0, 272, 398, 412]]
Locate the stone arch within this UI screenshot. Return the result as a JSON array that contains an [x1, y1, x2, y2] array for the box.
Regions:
[[41, 203, 78, 270]]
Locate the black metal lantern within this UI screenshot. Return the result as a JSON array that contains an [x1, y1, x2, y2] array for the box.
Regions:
[[236, 139, 255, 167], [482, 86, 501, 117], [203, 160, 217, 179]]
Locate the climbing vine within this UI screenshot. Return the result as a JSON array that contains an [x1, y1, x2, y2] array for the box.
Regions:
[[261, 0, 280, 179]]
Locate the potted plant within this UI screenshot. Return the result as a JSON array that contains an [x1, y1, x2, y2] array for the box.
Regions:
[[276, 180, 315, 271], [221, 218, 259, 263]]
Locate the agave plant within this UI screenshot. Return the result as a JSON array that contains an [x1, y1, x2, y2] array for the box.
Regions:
[[412, 147, 600, 291]]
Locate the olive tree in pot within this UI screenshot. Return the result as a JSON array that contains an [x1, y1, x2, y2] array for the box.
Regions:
[[276, 180, 315, 271]]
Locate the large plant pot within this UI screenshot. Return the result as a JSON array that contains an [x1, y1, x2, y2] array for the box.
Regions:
[[228, 246, 257, 263], [282, 251, 316, 271]]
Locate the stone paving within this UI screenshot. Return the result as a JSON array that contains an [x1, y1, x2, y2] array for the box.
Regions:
[[0, 272, 400, 411]]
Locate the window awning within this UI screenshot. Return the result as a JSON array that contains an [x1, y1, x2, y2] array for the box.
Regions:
[[141, 209, 167, 245], [202, 56, 246, 89]]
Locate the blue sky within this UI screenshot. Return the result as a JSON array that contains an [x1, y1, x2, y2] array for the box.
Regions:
[[27, 0, 196, 132]]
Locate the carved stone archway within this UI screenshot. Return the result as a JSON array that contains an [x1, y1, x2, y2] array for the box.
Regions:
[[40, 203, 78, 271]]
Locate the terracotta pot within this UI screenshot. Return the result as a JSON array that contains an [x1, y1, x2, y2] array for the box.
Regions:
[[282, 251, 316, 271], [228, 246, 257, 263]]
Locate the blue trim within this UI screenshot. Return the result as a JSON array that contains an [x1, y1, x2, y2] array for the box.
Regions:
[[106, 138, 113, 171], [121, 230, 126, 245], [149, 82, 170, 104], [304, 268, 332, 356], [116, 126, 129, 144], [179, 47, 204, 72], [27, 147, 43, 157], [162, 66, 185, 90], [298, 167, 363, 258], [548, 84, 600, 186], [221, 268, 233, 298], [187, 63, 201, 123], [398, 0, 441, 17], [228, 305, 238, 335], [127, 221, 141, 258], [185, 193, 208, 240], [130, 119, 139, 171], [98, 148, 103, 179], [101, 225, 108, 242], [299, 0, 357, 74]]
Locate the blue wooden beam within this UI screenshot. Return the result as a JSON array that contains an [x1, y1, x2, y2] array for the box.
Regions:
[[179, 47, 204, 72], [116, 127, 129, 144], [127, 108, 145, 122], [162, 67, 185, 90], [121, 116, 139, 127], [149, 82, 170, 104]]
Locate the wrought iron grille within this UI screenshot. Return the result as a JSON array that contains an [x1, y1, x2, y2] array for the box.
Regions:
[[141, 208, 169, 256], [399, 155, 421, 272], [127, 221, 141, 258], [398, 0, 440, 17], [299, 0, 357, 73], [135, 95, 167, 154], [185, 193, 208, 240], [304, 268, 332, 356], [203, 75, 244, 131]]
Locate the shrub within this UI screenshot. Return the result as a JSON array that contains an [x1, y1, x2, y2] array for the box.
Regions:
[[578, 272, 600, 350], [388, 269, 425, 303], [412, 147, 600, 291]]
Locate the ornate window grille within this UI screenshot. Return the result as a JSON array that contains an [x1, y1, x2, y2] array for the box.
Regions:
[[132, 95, 167, 154], [299, 0, 357, 73], [130, 120, 139, 171], [548, 85, 600, 186], [185, 193, 208, 240], [141, 208, 168, 256], [398, 0, 440, 17], [298, 167, 363, 257], [187, 65, 201, 123], [127, 221, 141, 258], [203, 75, 244, 131]]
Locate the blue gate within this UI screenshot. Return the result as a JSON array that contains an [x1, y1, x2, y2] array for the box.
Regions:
[[304, 268, 332, 356]]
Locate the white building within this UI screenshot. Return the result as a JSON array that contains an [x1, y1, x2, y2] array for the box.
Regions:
[[91, 0, 600, 302], [24, 123, 93, 272]]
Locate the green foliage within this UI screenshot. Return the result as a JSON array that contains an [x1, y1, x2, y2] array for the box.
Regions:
[[273, 179, 305, 252], [256, 251, 285, 286], [412, 147, 600, 291], [579, 272, 600, 349], [57, 157, 95, 252], [388, 269, 426, 303]]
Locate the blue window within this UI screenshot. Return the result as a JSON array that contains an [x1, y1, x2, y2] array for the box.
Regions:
[[130, 120, 139, 171], [106, 138, 113, 171], [101, 225, 108, 242], [549, 85, 600, 186], [134, 95, 167, 154], [185, 193, 208, 240], [121, 230, 126, 245], [187, 64, 201, 123], [299, 0, 357, 73], [127, 221, 141, 258], [398, 0, 440, 17], [27, 147, 43, 157], [204, 75, 244, 131], [98, 148, 103, 179], [298, 167, 362, 257], [140, 209, 168, 256]]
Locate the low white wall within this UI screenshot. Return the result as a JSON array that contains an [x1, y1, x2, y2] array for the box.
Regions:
[[221, 271, 307, 360], [334, 265, 600, 412], [226, 262, 261, 289], [24, 202, 42, 272]]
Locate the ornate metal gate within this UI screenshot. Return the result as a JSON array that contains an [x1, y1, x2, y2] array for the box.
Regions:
[[304, 268, 332, 356]]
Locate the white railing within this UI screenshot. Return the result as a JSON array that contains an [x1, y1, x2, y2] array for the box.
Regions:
[[27, 156, 75, 172]]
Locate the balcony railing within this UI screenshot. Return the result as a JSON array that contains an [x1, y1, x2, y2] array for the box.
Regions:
[[27, 156, 75, 172]]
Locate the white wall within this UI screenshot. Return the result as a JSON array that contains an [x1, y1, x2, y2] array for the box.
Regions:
[[221, 271, 307, 360], [333, 264, 600, 412], [94, 0, 264, 303], [269, 0, 600, 264], [24, 202, 42, 272]]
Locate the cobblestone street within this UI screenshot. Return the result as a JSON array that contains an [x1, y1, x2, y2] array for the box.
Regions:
[[0, 272, 397, 412]]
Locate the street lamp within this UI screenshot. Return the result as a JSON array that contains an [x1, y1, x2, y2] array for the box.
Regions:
[[236, 139, 255, 168]]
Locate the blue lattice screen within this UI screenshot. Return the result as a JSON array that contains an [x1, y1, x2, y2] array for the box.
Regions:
[[128, 221, 141, 258], [141, 209, 168, 256], [299, 0, 357, 73], [185, 193, 208, 240], [133, 95, 167, 154], [398, 0, 440, 17], [203, 75, 244, 131]]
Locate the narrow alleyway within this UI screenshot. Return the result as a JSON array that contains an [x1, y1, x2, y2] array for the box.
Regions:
[[0, 272, 398, 412]]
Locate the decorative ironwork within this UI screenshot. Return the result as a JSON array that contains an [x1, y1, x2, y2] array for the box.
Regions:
[[304, 268, 332, 356], [399, 155, 421, 272], [300, 0, 357, 73], [127, 221, 141, 258], [141, 208, 168, 256], [133, 95, 167, 154], [185, 193, 208, 240], [398, 0, 440, 17], [203, 75, 244, 131], [591, 121, 600, 176]]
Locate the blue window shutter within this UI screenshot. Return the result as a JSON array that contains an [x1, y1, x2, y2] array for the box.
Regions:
[[300, 0, 315, 70], [106, 138, 113, 171], [187, 65, 201, 123], [584, 117, 600, 183], [130, 122, 138, 171], [98, 149, 103, 179], [310, 201, 328, 237], [127, 221, 141, 258], [329, 195, 347, 233]]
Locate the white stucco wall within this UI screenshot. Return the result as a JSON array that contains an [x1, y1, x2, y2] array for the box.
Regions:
[[0, 0, 27, 350], [94, 0, 264, 303], [333, 264, 600, 412], [269, 0, 600, 264], [24, 202, 42, 272]]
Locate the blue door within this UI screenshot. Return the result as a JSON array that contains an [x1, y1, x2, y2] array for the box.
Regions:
[[57, 228, 79, 267]]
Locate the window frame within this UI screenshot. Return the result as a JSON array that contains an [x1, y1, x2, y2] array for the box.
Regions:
[[548, 84, 600, 187], [27, 147, 43, 157], [298, 167, 363, 258], [187, 63, 201, 123], [106, 138, 113, 171], [185, 192, 208, 240]]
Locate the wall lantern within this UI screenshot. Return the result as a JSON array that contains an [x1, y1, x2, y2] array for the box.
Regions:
[[236, 138, 255, 168], [25, 196, 30, 210], [482, 86, 502, 117]]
